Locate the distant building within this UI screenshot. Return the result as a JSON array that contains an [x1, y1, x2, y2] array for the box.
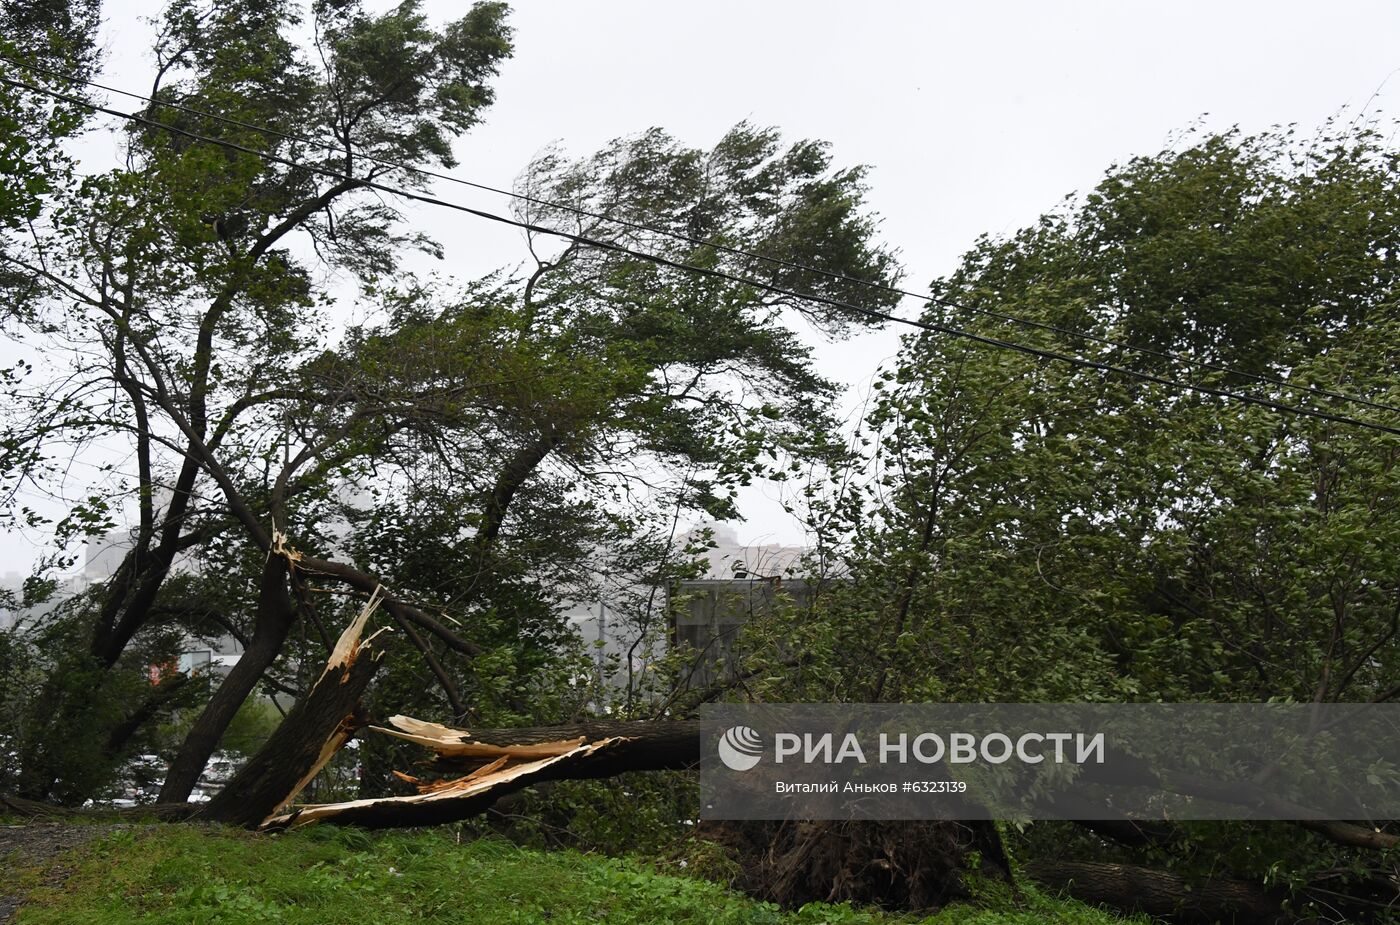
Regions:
[[0, 571, 87, 632], [685, 523, 808, 583], [561, 523, 818, 696], [668, 576, 816, 691]]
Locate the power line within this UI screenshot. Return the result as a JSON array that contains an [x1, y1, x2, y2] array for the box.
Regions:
[[6, 53, 1400, 419], [8, 49, 1400, 414], [6, 72, 1400, 438]]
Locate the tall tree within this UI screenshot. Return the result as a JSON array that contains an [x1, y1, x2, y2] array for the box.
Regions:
[[1, 0, 513, 802], [743, 124, 1400, 921], [0, 0, 901, 806], [307, 123, 904, 791]]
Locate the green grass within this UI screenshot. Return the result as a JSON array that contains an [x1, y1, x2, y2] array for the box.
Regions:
[[10, 826, 1142, 925]]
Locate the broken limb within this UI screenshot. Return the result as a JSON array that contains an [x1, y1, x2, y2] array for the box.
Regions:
[[262, 716, 704, 829]]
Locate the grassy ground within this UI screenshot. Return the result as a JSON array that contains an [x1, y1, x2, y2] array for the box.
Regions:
[[2, 824, 1143, 925]]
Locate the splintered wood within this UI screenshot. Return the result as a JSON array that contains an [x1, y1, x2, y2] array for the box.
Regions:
[[374, 714, 586, 758], [263, 714, 625, 829], [198, 589, 388, 828], [319, 585, 385, 684]]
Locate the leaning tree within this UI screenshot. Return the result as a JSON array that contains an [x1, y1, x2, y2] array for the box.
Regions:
[[0, 0, 904, 833], [1, 0, 517, 804]]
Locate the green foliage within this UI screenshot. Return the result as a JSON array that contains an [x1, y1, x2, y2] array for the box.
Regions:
[[0, 0, 516, 801], [0, 0, 905, 804], [734, 121, 1400, 918], [472, 772, 700, 857], [744, 122, 1400, 708], [7, 2, 1394, 916], [159, 695, 282, 762], [319, 122, 902, 738], [0, 0, 98, 232], [1, 587, 203, 802]]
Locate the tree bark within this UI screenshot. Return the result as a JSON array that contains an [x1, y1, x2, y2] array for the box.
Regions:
[[428, 719, 703, 778], [158, 555, 299, 804], [1025, 860, 1289, 925], [195, 595, 385, 827], [260, 715, 702, 829]]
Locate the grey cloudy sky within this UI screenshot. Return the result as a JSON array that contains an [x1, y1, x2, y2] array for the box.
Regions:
[[9, 0, 1400, 572]]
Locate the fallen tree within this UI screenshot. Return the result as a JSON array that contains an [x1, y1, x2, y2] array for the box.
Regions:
[[262, 714, 702, 829], [6, 596, 1396, 922], [7, 628, 1400, 924], [1024, 860, 1289, 925], [250, 707, 1016, 910]]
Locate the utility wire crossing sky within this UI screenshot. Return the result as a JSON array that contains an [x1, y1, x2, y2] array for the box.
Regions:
[[8, 50, 1400, 422], [6, 69, 1400, 439]]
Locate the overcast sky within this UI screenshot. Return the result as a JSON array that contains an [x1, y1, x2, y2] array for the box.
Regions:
[[8, 0, 1400, 573]]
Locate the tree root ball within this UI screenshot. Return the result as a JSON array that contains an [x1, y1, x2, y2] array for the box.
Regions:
[[697, 819, 1012, 911]]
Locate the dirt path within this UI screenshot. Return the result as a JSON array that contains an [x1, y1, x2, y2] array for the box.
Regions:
[[0, 823, 119, 923]]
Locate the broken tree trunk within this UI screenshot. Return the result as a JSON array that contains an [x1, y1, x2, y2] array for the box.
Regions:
[[195, 590, 387, 828], [258, 713, 1020, 914], [263, 715, 702, 829], [425, 719, 703, 778]]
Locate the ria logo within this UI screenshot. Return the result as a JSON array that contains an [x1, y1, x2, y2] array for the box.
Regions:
[[717, 725, 764, 771]]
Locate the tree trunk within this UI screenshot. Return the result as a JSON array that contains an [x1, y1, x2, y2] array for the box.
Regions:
[[428, 719, 703, 778], [195, 595, 385, 827], [262, 715, 668, 829], [1025, 860, 1289, 925], [104, 673, 193, 759], [158, 555, 299, 804]]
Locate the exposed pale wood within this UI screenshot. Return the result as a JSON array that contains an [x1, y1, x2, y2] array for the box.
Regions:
[[393, 756, 512, 793], [371, 716, 585, 758], [265, 737, 626, 829], [320, 586, 382, 682], [428, 720, 702, 778], [257, 713, 709, 829], [196, 596, 386, 827]]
